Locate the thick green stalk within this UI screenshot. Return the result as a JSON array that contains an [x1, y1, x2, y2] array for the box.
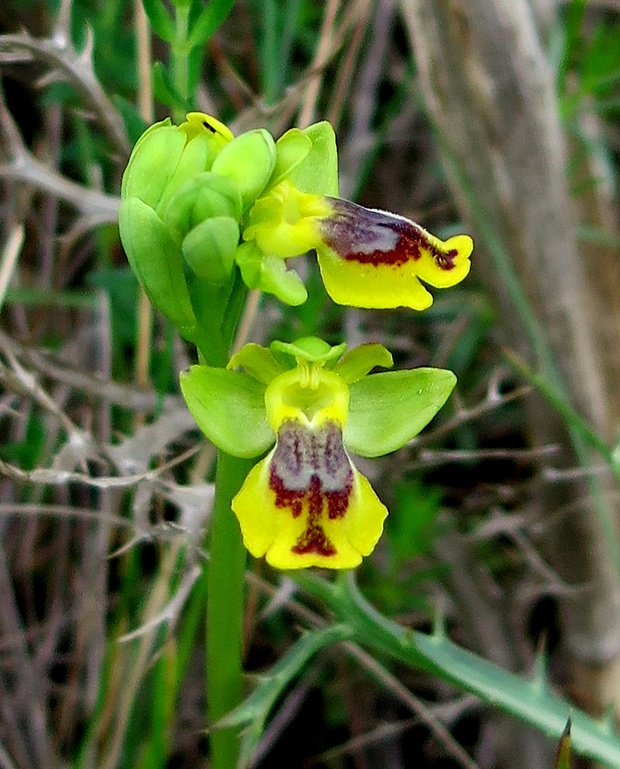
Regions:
[[207, 451, 254, 769]]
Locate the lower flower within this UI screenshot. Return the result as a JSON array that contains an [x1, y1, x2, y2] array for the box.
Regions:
[[232, 417, 387, 569]]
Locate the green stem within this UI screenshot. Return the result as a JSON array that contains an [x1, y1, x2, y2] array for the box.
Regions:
[[172, 3, 190, 121], [207, 451, 254, 769]]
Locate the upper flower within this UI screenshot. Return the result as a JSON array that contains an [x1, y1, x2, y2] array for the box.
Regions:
[[243, 180, 473, 311], [179, 338, 457, 569]]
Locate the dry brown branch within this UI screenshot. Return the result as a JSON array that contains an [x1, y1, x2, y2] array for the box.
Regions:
[[400, 0, 620, 720]]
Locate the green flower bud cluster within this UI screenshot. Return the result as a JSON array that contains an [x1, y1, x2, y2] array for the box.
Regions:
[[119, 112, 338, 349]]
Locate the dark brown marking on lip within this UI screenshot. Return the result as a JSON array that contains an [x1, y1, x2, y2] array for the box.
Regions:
[[269, 420, 353, 557], [321, 198, 457, 270]]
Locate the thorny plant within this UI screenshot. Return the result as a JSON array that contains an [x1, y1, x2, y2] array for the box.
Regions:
[[1, 2, 620, 769]]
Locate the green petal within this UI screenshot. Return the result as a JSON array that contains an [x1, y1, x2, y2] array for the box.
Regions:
[[118, 197, 197, 339], [268, 128, 312, 189], [270, 337, 347, 366], [180, 366, 274, 458], [211, 129, 276, 209], [228, 343, 287, 384], [236, 244, 308, 306], [290, 121, 338, 196], [334, 344, 394, 383], [258, 254, 308, 306], [182, 216, 239, 283], [344, 369, 456, 457]]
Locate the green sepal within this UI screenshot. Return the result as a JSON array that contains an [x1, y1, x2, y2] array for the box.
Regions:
[[344, 368, 456, 457], [121, 121, 184, 207], [182, 216, 239, 283], [164, 173, 242, 237], [290, 121, 338, 196], [235, 243, 307, 306], [228, 343, 287, 384], [334, 344, 394, 383], [211, 129, 276, 209], [118, 197, 197, 338], [179, 366, 274, 458], [268, 128, 312, 190], [270, 337, 347, 366]]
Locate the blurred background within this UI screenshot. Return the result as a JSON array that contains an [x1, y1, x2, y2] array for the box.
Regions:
[[2, 0, 620, 767]]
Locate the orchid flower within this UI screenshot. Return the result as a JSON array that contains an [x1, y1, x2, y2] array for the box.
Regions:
[[180, 338, 456, 569]]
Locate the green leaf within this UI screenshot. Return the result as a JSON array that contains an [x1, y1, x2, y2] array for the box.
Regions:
[[186, 0, 236, 49], [152, 61, 189, 112], [182, 216, 239, 283], [334, 343, 393, 383], [141, 0, 175, 41], [556, 720, 572, 769], [296, 572, 620, 769], [214, 625, 351, 769], [112, 95, 148, 146], [228, 343, 286, 384], [180, 366, 274, 457], [344, 368, 456, 457], [118, 197, 197, 339], [290, 121, 338, 196]]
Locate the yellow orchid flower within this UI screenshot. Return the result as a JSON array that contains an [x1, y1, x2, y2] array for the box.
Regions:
[[180, 337, 458, 570], [232, 366, 387, 569], [243, 180, 473, 311]]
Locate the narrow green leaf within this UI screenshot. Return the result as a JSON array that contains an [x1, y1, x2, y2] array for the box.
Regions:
[[214, 625, 351, 769], [556, 719, 572, 769], [179, 366, 274, 457], [186, 0, 236, 49], [141, 0, 175, 41], [345, 368, 456, 457], [152, 61, 189, 112]]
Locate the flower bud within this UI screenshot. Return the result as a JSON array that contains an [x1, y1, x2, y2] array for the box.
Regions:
[[182, 216, 239, 284], [164, 173, 243, 239], [211, 129, 276, 210]]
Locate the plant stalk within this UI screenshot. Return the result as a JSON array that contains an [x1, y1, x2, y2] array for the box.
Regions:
[[207, 451, 253, 769]]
